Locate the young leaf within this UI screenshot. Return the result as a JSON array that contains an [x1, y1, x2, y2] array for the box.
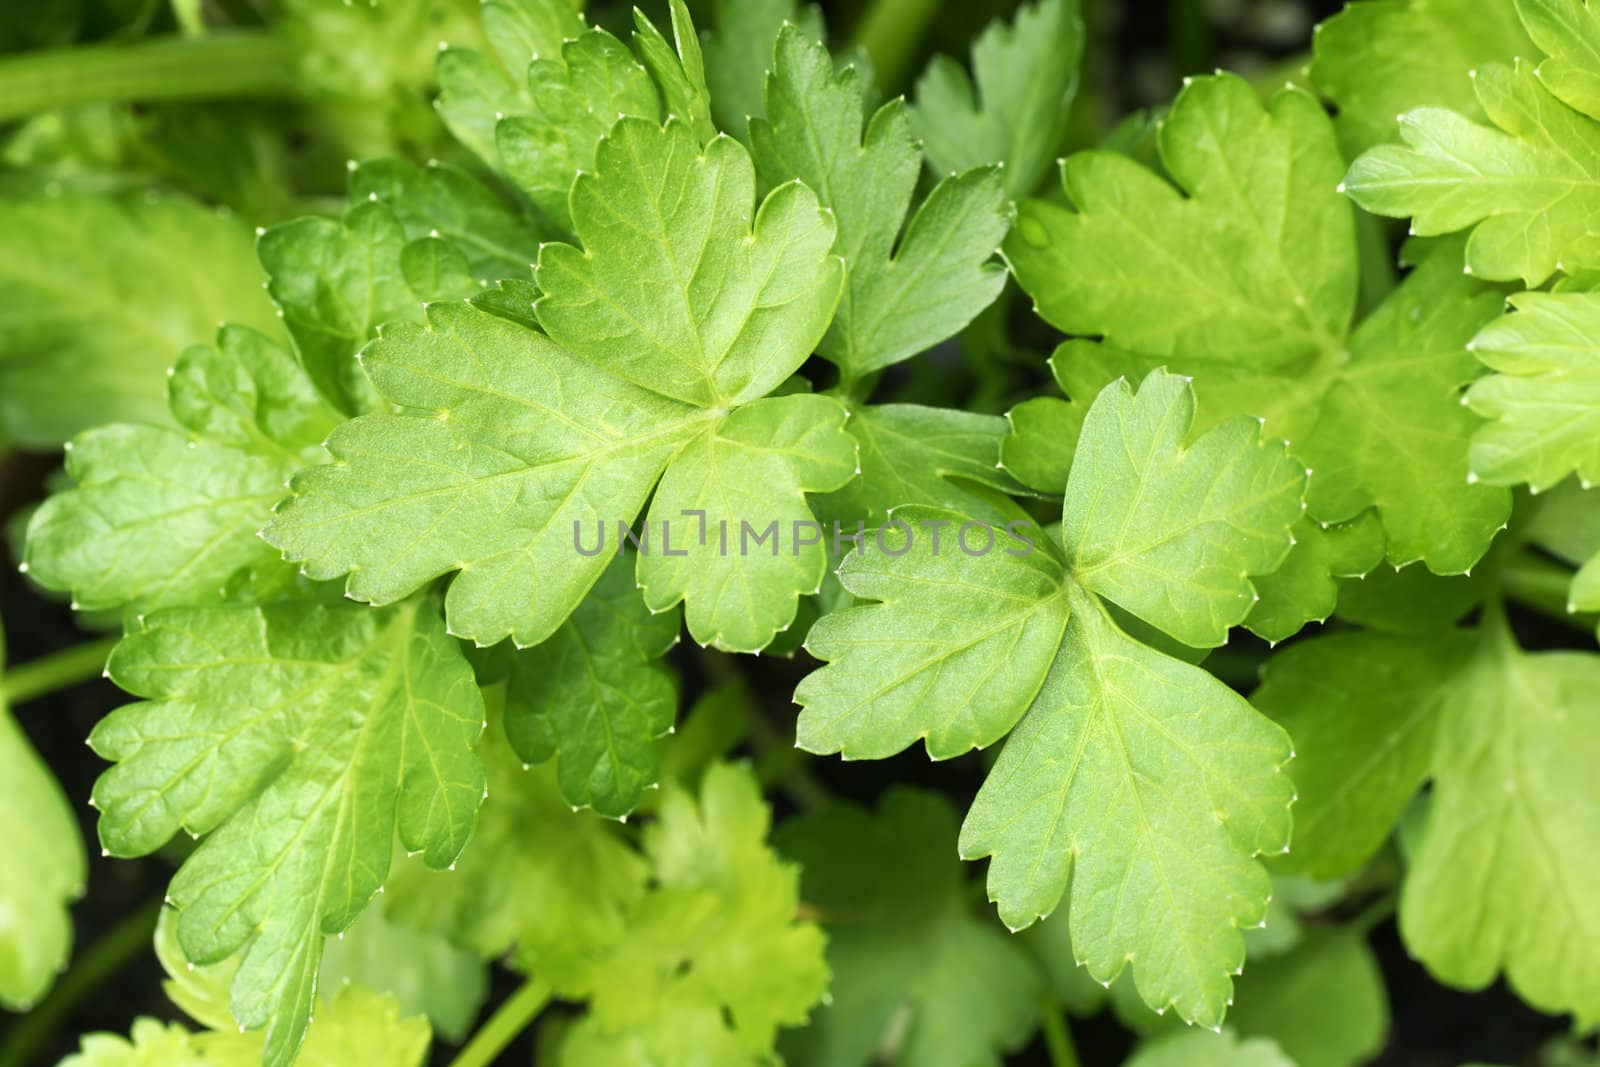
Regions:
[[0, 701, 85, 1011], [0, 192, 279, 447], [562, 763, 828, 1062], [1344, 42, 1600, 285], [1402, 623, 1600, 1027], [1007, 75, 1512, 573], [631, 0, 717, 145], [1125, 1029, 1295, 1067], [1465, 290, 1600, 491], [504, 552, 680, 818], [1309, 0, 1534, 153], [92, 597, 484, 1067], [157, 909, 433, 1067], [799, 371, 1302, 1026], [911, 0, 1085, 198], [777, 788, 1043, 1067], [57, 1019, 205, 1067], [751, 26, 1010, 380], [266, 117, 846, 651], [24, 326, 340, 616]]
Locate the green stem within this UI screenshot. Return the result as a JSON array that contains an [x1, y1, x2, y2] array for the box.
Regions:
[[1, 635, 120, 707], [1502, 551, 1596, 636], [446, 979, 552, 1067], [0, 32, 299, 123], [850, 0, 940, 93], [0, 898, 164, 1067], [1038, 996, 1080, 1067]]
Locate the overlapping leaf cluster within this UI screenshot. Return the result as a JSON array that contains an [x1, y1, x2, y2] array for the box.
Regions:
[[11, 0, 1600, 1064]]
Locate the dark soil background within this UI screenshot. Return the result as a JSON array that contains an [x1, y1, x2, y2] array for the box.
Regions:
[[1, 1, 1594, 1065]]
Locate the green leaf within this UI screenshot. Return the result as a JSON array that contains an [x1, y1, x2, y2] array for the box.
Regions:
[[910, 0, 1085, 198], [1344, 54, 1600, 286], [1521, 0, 1600, 117], [703, 0, 824, 136], [24, 325, 340, 617], [751, 26, 1010, 379], [505, 552, 680, 817], [0, 192, 279, 447], [1008, 75, 1512, 572], [435, 0, 587, 166], [1465, 290, 1600, 491], [777, 788, 1042, 1067], [631, 0, 716, 145], [818, 403, 1028, 525], [384, 698, 648, 997], [1401, 622, 1600, 1027], [495, 28, 661, 233], [562, 763, 828, 1063], [91, 597, 484, 1067], [56, 1019, 205, 1067], [798, 371, 1300, 1027], [1253, 630, 1474, 878], [318, 908, 488, 1043], [266, 117, 845, 650], [1124, 1030, 1295, 1067], [1309, 0, 1534, 153], [1063, 373, 1307, 649], [0, 701, 85, 1010], [1245, 512, 1385, 644], [1228, 929, 1390, 1067]]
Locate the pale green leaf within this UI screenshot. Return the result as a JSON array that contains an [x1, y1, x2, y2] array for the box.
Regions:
[[384, 698, 648, 997], [92, 597, 484, 1067], [56, 1019, 204, 1067], [318, 908, 487, 1043], [1344, 59, 1600, 286], [564, 763, 828, 1061], [777, 789, 1042, 1067], [1519, 0, 1600, 120], [505, 552, 680, 816], [0, 701, 85, 1010], [751, 26, 1010, 378], [631, 0, 716, 144], [1309, 0, 1534, 153], [799, 371, 1299, 1027], [1253, 630, 1474, 878], [1402, 624, 1600, 1027], [24, 326, 340, 616], [1124, 1029, 1294, 1067], [0, 192, 279, 447], [910, 0, 1084, 198], [1466, 290, 1600, 490], [267, 117, 844, 649]]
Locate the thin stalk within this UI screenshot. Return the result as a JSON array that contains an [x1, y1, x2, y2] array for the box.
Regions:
[[1038, 996, 1080, 1067], [0, 898, 164, 1067], [2, 635, 120, 707], [850, 0, 940, 93], [1502, 551, 1597, 636], [0, 32, 299, 123], [446, 979, 552, 1067]]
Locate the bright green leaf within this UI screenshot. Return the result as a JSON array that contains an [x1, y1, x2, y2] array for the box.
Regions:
[[266, 117, 844, 650], [92, 597, 484, 1067]]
